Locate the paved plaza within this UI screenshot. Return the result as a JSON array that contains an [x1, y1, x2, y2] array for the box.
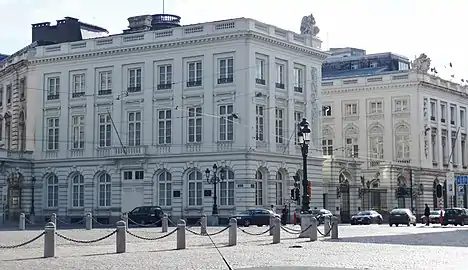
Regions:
[[1, 223, 468, 270]]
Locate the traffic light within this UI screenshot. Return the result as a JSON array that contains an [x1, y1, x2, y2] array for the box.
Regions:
[[295, 188, 300, 202], [436, 184, 443, 198], [293, 175, 299, 184], [290, 188, 295, 200]]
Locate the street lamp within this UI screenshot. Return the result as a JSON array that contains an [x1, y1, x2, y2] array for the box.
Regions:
[[30, 177, 36, 216], [205, 164, 226, 215], [297, 118, 311, 213]]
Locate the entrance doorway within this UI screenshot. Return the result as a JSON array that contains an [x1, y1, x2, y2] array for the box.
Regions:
[[5, 172, 23, 221]]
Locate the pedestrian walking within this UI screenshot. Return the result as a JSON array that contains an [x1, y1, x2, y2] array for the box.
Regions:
[[281, 205, 288, 225], [424, 204, 431, 226]]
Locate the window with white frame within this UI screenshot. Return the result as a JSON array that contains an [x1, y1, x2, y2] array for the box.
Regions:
[[219, 105, 234, 141], [123, 170, 144, 181], [71, 174, 84, 208], [369, 126, 384, 160], [294, 111, 303, 144], [275, 171, 284, 205], [46, 118, 59, 150], [98, 173, 112, 207], [440, 103, 447, 122], [322, 105, 332, 116], [98, 71, 112, 95], [344, 103, 358, 116], [158, 110, 172, 144], [255, 105, 264, 141], [255, 170, 263, 205], [460, 108, 466, 128], [255, 58, 265, 85], [6, 85, 11, 104], [369, 101, 383, 114], [442, 130, 448, 164], [188, 170, 203, 206], [450, 105, 456, 125], [128, 111, 141, 146], [218, 57, 234, 84], [72, 74, 85, 97], [345, 127, 359, 158], [71, 115, 85, 149], [158, 64, 172, 90], [158, 171, 172, 206], [4, 118, 10, 150], [431, 128, 438, 163], [461, 134, 466, 167], [47, 174, 58, 208], [187, 61, 202, 87], [275, 108, 284, 144], [322, 139, 333, 155], [293, 67, 303, 92], [98, 114, 112, 147], [187, 107, 202, 143], [394, 99, 409, 112], [220, 169, 235, 206], [395, 124, 410, 160], [128, 68, 142, 92], [47, 77, 60, 100], [276, 63, 285, 89], [430, 100, 436, 120], [451, 131, 458, 164]]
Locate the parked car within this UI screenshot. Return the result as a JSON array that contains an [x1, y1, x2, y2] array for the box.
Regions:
[[350, 210, 383, 225], [442, 208, 468, 226], [389, 208, 417, 227], [127, 206, 164, 226], [421, 210, 443, 224], [230, 208, 280, 227], [296, 209, 333, 225]]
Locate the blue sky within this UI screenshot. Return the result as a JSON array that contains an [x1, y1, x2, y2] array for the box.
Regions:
[[1, 0, 466, 81]]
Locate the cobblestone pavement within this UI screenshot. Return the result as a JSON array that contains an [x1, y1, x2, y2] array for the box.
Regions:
[[1, 224, 467, 270]]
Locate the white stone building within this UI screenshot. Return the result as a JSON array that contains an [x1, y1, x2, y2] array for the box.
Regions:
[[16, 14, 328, 224], [320, 50, 468, 221]]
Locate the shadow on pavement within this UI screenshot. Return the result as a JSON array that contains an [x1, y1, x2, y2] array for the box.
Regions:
[[324, 229, 468, 247]]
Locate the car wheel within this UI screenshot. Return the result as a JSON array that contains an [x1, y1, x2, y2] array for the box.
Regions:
[[407, 223, 410, 227], [413, 223, 416, 226], [395, 224, 399, 227], [389, 224, 393, 227], [378, 219, 382, 225], [244, 219, 251, 227]]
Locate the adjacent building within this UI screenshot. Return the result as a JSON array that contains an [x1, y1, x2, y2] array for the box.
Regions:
[[320, 47, 468, 221], [1, 14, 327, 224]]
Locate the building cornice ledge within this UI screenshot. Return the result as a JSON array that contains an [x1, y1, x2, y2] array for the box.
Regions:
[[322, 82, 419, 95]]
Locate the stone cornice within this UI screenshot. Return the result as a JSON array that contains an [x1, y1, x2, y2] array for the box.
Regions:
[[29, 32, 326, 66], [0, 60, 28, 78], [322, 82, 419, 96]]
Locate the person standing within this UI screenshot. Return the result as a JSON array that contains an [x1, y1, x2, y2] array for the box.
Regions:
[[281, 205, 288, 225], [424, 204, 431, 226]]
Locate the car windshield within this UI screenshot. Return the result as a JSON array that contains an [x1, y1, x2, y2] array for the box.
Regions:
[[238, 211, 250, 215], [446, 209, 462, 215], [391, 209, 407, 215], [357, 211, 371, 215], [430, 211, 440, 215]]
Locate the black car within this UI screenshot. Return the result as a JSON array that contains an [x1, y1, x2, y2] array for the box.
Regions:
[[443, 208, 468, 226], [231, 208, 280, 227], [350, 210, 383, 225], [389, 208, 417, 227], [127, 206, 164, 226]]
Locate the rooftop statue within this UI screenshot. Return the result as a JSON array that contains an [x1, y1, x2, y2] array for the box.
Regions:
[[300, 13, 320, 36], [411, 53, 431, 73]]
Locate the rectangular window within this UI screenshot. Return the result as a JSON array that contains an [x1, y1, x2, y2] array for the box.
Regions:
[[294, 111, 303, 144], [46, 118, 59, 150], [220, 181, 235, 206], [0, 85, 3, 106], [442, 131, 448, 164], [98, 114, 112, 147], [275, 108, 284, 143], [275, 182, 283, 205], [187, 107, 202, 143], [431, 129, 437, 163], [255, 181, 263, 205], [19, 78, 26, 99], [345, 138, 358, 158], [322, 105, 332, 116], [218, 57, 234, 84], [219, 105, 234, 141], [275, 63, 284, 89], [187, 61, 202, 87], [255, 105, 264, 141], [394, 99, 409, 112], [71, 115, 85, 149], [322, 139, 333, 156], [460, 108, 466, 128], [98, 71, 112, 95], [450, 105, 456, 125], [345, 103, 358, 116], [293, 68, 303, 92], [128, 111, 142, 146], [462, 135, 466, 167], [430, 101, 436, 120], [6, 85, 11, 104], [123, 171, 144, 181], [47, 77, 60, 100], [255, 58, 265, 85], [158, 110, 172, 144], [369, 101, 383, 114], [441, 103, 447, 121], [128, 68, 142, 92], [72, 74, 85, 97], [158, 64, 172, 90]]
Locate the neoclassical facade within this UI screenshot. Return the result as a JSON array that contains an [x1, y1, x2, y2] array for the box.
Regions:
[[1, 15, 328, 223]]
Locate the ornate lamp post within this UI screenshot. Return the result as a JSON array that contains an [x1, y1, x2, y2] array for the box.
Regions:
[[205, 164, 226, 215], [297, 118, 311, 213], [30, 177, 36, 216]]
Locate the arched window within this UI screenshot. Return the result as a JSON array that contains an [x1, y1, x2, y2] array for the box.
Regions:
[[395, 124, 410, 160], [275, 171, 284, 205], [369, 125, 384, 162], [188, 170, 203, 206], [158, 171, 172, 206], [344, 126, 359, 158], [98, 173, 111, 207], [255, 170, 263, 205], [71, 174, 84, 207], [220, 169, 235, 206], [46, 174, 58, 208]]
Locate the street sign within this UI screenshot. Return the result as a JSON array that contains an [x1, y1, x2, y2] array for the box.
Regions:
[[459, 185, 465, 195], [456, 175, 468, 185], [447, 183, 454, 196]]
